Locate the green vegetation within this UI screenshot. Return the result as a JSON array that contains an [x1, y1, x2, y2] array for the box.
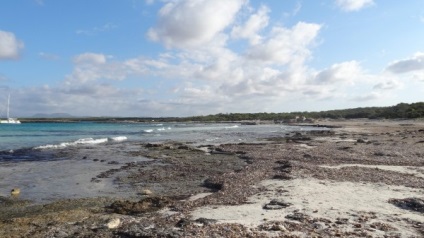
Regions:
[[21, 102, 424, 123], [184, 102, 424, 122]]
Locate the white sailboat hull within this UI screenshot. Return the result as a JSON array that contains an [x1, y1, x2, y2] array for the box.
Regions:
[[1, 94, 21, 124], [0, 118, 21, 124]]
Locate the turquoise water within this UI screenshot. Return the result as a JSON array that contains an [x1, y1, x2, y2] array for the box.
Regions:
[[0, 122, 160, 151], [0, 121, 320, 153]]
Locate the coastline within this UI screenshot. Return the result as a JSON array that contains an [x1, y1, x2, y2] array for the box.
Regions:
[[0, 119, 423, 237]]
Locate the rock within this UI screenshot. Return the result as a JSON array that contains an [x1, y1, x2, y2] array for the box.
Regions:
[[141, 189, 153, 195], [175, 218, 191, 227], [313, 222, 326, 230], [270, 224, 287, 231], [106, 218, 121, 229], [285, 212, 308, 221], [194, 218, 217, 225], [263, 199, 292, 210], [389, 197, 424, 213], [357, 139, 366, 143], [109, 197, 171, 215], [11, 188, 20, 196], [177, 145, 190, 150], [146, 142, 163, 148]]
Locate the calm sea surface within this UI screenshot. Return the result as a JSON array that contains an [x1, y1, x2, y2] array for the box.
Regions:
[[0, 122, 318, 153]]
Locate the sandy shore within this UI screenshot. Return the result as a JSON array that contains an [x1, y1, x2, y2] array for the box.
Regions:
[[0, 119, 423, 237]]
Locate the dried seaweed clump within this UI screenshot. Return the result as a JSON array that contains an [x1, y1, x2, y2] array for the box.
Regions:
[[389, 197, 424, 213]]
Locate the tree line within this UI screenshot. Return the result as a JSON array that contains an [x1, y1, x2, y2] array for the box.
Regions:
[[181, 102, 424, 122], [22, 102, 424, 123]]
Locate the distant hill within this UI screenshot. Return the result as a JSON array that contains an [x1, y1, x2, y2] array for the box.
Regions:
[[31, 113, 74, 118]]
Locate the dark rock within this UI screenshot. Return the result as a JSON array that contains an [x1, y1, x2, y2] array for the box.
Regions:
[[357, 139, 366, 143], [263, 199, 292, 210], [389, 197, 424, 213], [177, 145, 190, 150], [107, 161, 119, 165], [338, 147, 352, 151], [275, 160, 292, 171], [285, 212, 308, 221], [194, 218, 217, 225], [303, 153, 313, 158], [203, 178, 224, 191], [146, 143, 163, 148], [175, 218, 191, 228], [273, 174, 292, 180], [93, 159, 99, 162], [109, 196, 172, 215]]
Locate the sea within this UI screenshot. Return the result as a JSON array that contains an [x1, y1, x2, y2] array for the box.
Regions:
[[0, 122, 318, 159], [0, 122, 321, 203]]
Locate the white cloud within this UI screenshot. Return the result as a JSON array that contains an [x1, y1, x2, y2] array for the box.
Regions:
[[352, 92, 381, 101], [385, 52, 424, 74], [246, 22, 321, 66], [66, 53, 129, 84], [73, 52, 107, 65], [13, 1, 423, 117], [0, 30, 24, 60], [147, 0, 245, 49], [231, 5, 269, 45], [335, 0, 374, 12], [373, 79, 402, 90], [314, 61, 363, 84]]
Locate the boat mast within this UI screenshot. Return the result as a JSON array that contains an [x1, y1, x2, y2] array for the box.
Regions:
[[7, 94, 10, 118]]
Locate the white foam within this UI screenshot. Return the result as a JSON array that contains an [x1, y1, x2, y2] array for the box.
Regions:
[[225, 125, 239, 129], [109, 136, 127, 142], [35, 137, 109, 149], [143, 129, 154, 133]]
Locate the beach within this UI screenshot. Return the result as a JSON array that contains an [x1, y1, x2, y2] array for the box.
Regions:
[[0, 119, 423, 237]]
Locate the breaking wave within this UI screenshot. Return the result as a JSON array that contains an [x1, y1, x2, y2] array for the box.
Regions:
[[35, 136, 127, 149]]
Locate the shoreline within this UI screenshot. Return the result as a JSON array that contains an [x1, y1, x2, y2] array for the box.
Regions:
[[0, 119, 423, 237]]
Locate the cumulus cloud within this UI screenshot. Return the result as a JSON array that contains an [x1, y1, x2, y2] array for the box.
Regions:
[[231, 5, 269, 45], [147, 0, 245, 49], [246, 22, 321, 66], [385, 52, 424, 74], [73, 52, 107, 65], [15, 1, 418, 117], [314, 61, 363, 84], [352, 92, 381, 101], [0, 30, 24, 60], [66, 53, 129, 84], [373, 79, 402, 90], [335, 0, 374, 12]]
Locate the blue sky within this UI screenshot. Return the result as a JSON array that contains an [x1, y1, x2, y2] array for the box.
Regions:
[[0, 0, 423, 117]]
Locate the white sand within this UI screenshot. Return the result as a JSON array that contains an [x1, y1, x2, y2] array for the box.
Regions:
[[191, 178, 423, 237]]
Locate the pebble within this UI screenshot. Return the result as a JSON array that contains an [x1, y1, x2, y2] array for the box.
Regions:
[[141, 189, 153, 195], [11, 188, 20, 196], [106, 218, 121, 229]]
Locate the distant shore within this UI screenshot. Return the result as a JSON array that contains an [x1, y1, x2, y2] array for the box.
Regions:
[[0, 119, 423, 237]]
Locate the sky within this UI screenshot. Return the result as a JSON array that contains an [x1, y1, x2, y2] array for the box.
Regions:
[[0, 0, 423, 117]]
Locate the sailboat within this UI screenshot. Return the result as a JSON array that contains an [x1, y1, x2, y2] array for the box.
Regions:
[[0, 94, 21, 124]]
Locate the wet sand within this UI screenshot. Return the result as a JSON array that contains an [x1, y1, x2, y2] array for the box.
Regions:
[[0, 119, 423, 237]]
